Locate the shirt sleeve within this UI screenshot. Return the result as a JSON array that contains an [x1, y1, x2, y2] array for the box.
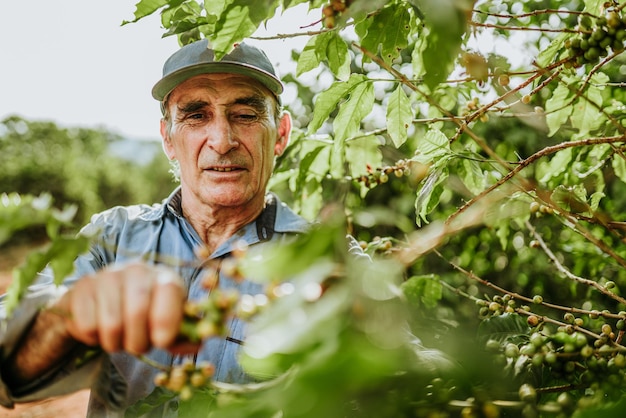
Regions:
[[0, 243, 109, 408], [0, 285, 109, 408]]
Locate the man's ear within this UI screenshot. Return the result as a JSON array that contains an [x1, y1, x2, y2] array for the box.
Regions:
[[160, 119, 176, 160], [274, 111, 292, 157]]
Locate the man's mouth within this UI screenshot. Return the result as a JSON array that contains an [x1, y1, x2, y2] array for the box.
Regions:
[[211, 167, 236, 172]]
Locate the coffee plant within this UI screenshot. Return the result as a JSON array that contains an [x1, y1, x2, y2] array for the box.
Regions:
[[5, 0, 626, 416]]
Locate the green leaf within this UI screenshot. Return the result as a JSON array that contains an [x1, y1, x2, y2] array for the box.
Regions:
[[48, 236, 92, 285], [583, 0, 604, 13], [204, 0, 230, 18], [208, 1, 278, 58], [330, 130, 346, 178], [4, 235, 91, 316], [381, 6, 412, 62], [415, 0, 469, 89], [477, 313, 529, 344], [0, 193, 77, 246], [298, 179, 324, 221], [415, 167, 448, 225], [4, 252, 49, 317], [209, 5, 258, 59], [123, 0, 176, 24], [612, 155, 626, 183], [414, 129, 450, 164], [401, 275, 443, 309], [589, 191, 605, 212], [411, 34, 428, 79], [574, 396, 626, 418], [571, 97, 603, 138], [332, 79, 375, 143], [360, 3, 412, 64], [296, 36, 322, 76], [495, 220, 511, 250], [308, 75, 367, 134], [239, 222, 346, 283], [571, 75, 606, 138], [325, 32, 351, 81], [545, 83, 572, 137], [538, 148, 572, 184], [296, 143, 329, 192], [125, 387, 177, 418], [552, 185, 590, 214], [178, 388, 216, 417], [386, 85, 414, 148], [243, 264, 349, 361], [459, 158, 485, 195], [536, 33, 568, 68], [346, 135, 383, 178], [160, 2, 207, 39], [298, 31, 350, 80]]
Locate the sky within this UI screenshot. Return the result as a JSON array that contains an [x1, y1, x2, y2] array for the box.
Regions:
[[0, 1, 314, 141]]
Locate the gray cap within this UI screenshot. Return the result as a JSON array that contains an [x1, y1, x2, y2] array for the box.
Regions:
[[152, 39, 283, 101]]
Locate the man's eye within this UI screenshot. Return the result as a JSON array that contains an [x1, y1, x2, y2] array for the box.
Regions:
[[235, 114, 258, 121], [189, 113, 205, 120]]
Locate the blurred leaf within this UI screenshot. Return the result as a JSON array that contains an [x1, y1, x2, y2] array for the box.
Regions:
[[545, 82, 572, 137], [178, 388, 216, 417], [571, 74, 607, 139], [414, 0, 471, 89], [574, 397, 626, 418], [125, 386, 177, 418], [583, 0, 604, 13], [346, 135, 383, 178], [5, 234, 91, 316], [552, 184, 590, 214], [477, 314, 529, 344], [239, 221, 346, 283], [296, 143, 329, 192], [538, 148, 572, 184], [613, 155, 626, 184], [415, 167, 448, 226], [459, 158, 485, 195], [401, 275, 443, 309]]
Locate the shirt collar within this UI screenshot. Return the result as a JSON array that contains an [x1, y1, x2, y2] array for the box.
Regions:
[[161, 186, 309, 235]]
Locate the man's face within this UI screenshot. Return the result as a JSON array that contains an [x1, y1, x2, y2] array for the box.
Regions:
[[161, 73, 290, 212]]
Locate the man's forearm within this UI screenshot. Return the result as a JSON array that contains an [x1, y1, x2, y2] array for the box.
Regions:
[[2, 308, 79, 389]]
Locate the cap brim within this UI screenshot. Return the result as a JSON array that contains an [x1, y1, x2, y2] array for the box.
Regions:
[[151, 62, 284, 101]]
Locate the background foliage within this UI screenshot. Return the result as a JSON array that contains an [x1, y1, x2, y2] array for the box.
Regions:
[[0, 115, 173, 234], [4, 0, 626, 417]]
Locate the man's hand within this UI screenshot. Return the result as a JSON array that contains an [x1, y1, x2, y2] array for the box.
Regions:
[[55, 262, 186, 354], [3, 263, 187, 388]]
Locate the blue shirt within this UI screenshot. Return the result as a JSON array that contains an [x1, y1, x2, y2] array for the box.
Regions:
[[0, 187, 310, 417]]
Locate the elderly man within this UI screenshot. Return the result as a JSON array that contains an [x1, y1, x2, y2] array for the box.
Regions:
[[0, 39, 310, 417]]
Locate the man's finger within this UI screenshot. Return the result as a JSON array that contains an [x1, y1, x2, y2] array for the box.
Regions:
[[65, 278, 100, 347], [122, 275, 153, 354], [95, 275, 124, 352], [149, 268, 185, 348]]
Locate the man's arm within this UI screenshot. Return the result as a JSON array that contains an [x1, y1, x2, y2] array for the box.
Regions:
[[1, 262, 186, 395], [3, 305, 78, 389]]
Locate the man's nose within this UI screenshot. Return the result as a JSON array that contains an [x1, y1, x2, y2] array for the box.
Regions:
[[206, 116, 239, 154]]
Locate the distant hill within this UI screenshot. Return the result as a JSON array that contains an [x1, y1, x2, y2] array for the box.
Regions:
[[109, 137, 162, 165]]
